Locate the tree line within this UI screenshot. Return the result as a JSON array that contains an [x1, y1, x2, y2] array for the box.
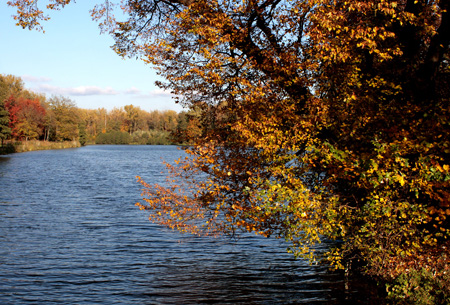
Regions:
[[0, 74, 201, 146]]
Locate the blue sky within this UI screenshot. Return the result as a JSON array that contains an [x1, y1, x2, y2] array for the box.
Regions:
[[0, 1, 183, 112]]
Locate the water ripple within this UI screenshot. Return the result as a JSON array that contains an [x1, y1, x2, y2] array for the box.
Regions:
[[0, 145, 384, 304]]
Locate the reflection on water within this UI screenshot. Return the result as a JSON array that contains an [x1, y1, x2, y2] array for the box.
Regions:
[[0, 145, 384, 304]]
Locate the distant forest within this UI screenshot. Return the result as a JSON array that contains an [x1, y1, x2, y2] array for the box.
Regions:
[[0, 74, 202, 146]]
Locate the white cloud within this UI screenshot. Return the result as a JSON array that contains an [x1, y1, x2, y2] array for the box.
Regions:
[[125, 87, 141, 94], [69, 86, 118, 96], [134, 88, 174, 99], [37, 84, 118, 96], [20, 74, 174, 100], [21, 75, 52, 83]]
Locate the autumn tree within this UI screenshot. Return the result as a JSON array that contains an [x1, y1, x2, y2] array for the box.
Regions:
[[0, 78, 11, 146], [47, 95, 79, 141], [0, 99, 11, 146], [123, 104, 148, 135], [161, 110, 178, 132], [4, 95, 22, 139], [173, 109, 202, 144], [10, 1, 450, 301], [0, 75, 24, 140], [4, 95, 47, 141], [78, 108, 107, 141], [146, 110, 163, 130], [1, 75, 50, 141], [16, 98, 46, 141], [0, 74, 25, 100], [119, 0, 450, 291], [78, 121, 87, 146], [0, 75, 11, 103], [107, 107, 127, 131]]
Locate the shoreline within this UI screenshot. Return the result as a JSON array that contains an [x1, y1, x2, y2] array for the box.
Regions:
[[0, 141, 187, 155], [0, 140, 81, 155]]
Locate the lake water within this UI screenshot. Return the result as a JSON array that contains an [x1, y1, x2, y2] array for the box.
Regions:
[[0, 145, 384, 304]]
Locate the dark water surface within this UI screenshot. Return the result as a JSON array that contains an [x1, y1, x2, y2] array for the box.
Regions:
[[0, 145, 383, 304]]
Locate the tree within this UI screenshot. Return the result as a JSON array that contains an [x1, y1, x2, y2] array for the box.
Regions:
[[0, 99, 11, 146], [1, 75, 24, 141], [78, 121, 87, 146], [147, 110, 163, 130], [16, 98, 46, 141], [0, 74, 25, 99], [48, 96, 79, 141], [173, 109, 202, 144], [4, 95, 21, 139], [161, 110, 178, 132], [124, 104, 142, 135], [1, 74, 49, 142], [0, 75, 10, 103], [78, 108, 104, 141], [4, 96, 46, 141], [11, 0, 450, 300], [107, 107, 127, 132], [95, 130, 132, 144], [0, 78, 12, 146]]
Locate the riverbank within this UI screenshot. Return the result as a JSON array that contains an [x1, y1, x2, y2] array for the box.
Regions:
[[0, 140, 81, 155]]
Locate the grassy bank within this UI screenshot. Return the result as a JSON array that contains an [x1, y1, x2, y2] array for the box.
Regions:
[[0, 140, 81, 154]]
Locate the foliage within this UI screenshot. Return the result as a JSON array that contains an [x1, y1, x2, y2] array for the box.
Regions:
[[0, 99, 11, 145], [47, 96, 79, 141], [17, 98, 46, 140], [132, 130, 174, 145], [0, 76, 13, 145], [387, 264, 450, 305], [4, 95, 21, 138], [0, 143, 16, 155], [0, 75, 11, 103], [9, 0, 450, 300], [13, 140, 80, 152], [78, 121, 87, 146], [92, 0, 450, 273], [95, 130, 175, 145], [96, 130, 132, 144], [0, 74, 190, 149], [0, 74, 189, 148], [172, 109, 203, 145], [0, 74, 25, 100], [123, 104, 141, 134], [4, 95, 46, 141], [79, 106, 189, 144]]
